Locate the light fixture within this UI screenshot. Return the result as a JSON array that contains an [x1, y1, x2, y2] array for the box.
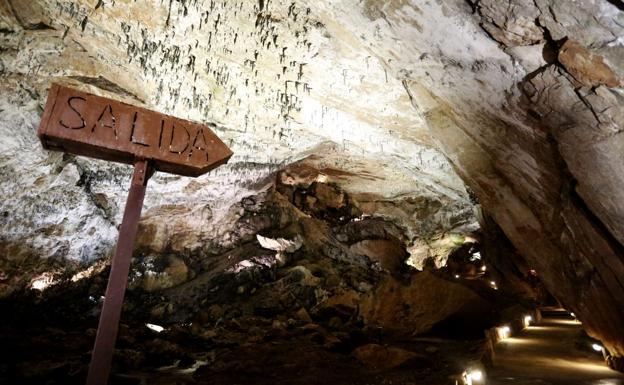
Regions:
[[481, 265, 487, 272], [455, 274, 460, 279], [469, 370, 483, 381], [570, 312, 575, 318], [592, 343, 604, 352], [490, 281, 496, 285], [498, 325, 511, 339], [524, 315, 533, 327], [30, 272, 56, 291], [463, 369, 484, 384]]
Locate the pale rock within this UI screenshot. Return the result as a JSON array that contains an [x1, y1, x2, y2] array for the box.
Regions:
[[256, 234, 303, 253]]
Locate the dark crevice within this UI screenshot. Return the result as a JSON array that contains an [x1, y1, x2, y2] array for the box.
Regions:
[[25, 22, 54, 30], [605, 0, 624, 11], [68, 75, 144, 103], [539, 25, 561, 64], [543, 128, 624, 257], [566, 181, 624, 310], [572, 88, 601, 125], [165, 0, 174, 27], [521, 64, 551, 85], [465, 0, 478, 14], [568, 180, 624, 256]]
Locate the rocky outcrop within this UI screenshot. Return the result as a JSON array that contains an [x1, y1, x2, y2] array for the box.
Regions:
[[0, 175, 511, 383], [404, 0, 624, 361], [360, 271, 494, 337]]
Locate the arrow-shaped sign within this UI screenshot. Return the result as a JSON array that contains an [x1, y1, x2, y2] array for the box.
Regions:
[[38, 84, 232, 176], [37, 83, 233, 385]]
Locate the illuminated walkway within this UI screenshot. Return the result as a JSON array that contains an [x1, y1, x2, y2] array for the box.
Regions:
[[487, 311, 624, 385]]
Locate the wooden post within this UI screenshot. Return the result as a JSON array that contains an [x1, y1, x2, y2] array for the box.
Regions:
[[86, 160, 152, 385]]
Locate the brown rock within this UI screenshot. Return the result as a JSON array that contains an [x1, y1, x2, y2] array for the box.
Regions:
[[295, 307, 313, 323], [360, 271, 492, 337], [150, 304, 166, 318], [301, 323, 321, 332], [314, 290, 360, 320], [349, 239, 407, 273], [140, 256, 189, 292], [558, 40, 620, 88], [352, 344, 420, 370], [322, 333, 342, 349], [272, 319, 286, 330], [313, 183, 345, 209], [206, 304, 224, 319], [328, 316, 342, 329]]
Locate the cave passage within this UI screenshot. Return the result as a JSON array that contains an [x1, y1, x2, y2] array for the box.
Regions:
[[487, 309, 624, 385]]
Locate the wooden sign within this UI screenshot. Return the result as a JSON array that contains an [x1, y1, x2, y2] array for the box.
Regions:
[[38, 84, 232, 176], [37, 83, 233, 385]]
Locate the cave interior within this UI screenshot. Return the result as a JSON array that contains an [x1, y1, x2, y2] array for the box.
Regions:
[[1, 0, 624, 384]]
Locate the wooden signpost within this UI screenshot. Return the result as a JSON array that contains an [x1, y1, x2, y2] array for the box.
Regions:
[[38, 84, 233, 385]]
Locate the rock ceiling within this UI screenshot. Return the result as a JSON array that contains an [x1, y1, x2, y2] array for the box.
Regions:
[[1, 0, 624, 361]]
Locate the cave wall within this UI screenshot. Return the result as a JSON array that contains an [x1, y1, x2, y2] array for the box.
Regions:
[[400, 0, 624, 358], [0, 0, 476, 268]]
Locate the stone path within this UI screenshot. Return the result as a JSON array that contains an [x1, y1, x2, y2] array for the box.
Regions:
[[487, 310, 624, 385]]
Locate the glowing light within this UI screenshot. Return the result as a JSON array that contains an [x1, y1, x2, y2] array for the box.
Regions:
[[523, 315, 533, 327], [146, 323, 164, 333], [177, 359, 208, 374], [481, 265, 486, 272], [316, 174, 328, 183], [490, 281, 496, 285], [469, 370, 483, 381], [455, 274, 460, 279], [463, 369, 485, 384], [570, 312, 576, 318], [498, 325, 511, 339], [70, 262, 105, 282], [592, 343, 604, 352], [30, 272, 56, 291]]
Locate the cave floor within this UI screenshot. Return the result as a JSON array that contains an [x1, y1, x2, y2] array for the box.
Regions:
[[487, 311, 624, 385], [2, 311, 624, 385]]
